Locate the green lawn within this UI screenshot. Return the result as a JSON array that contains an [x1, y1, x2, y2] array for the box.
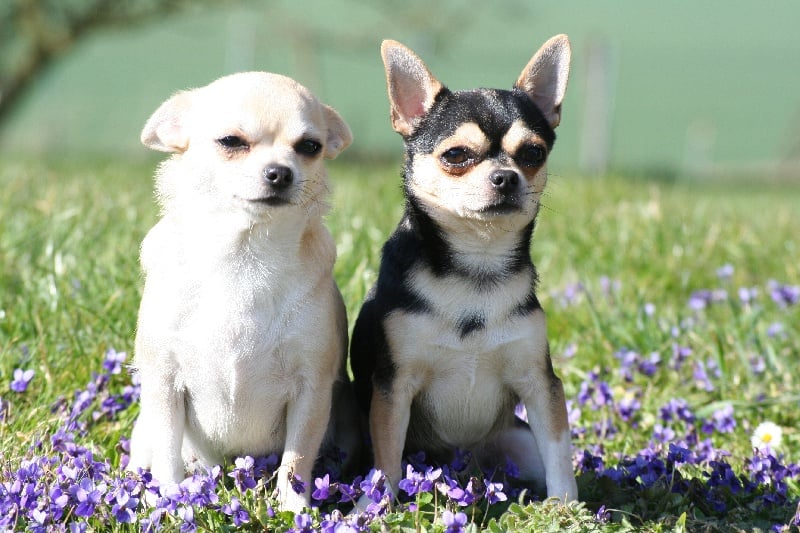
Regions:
[[0, 159, 798, 531]]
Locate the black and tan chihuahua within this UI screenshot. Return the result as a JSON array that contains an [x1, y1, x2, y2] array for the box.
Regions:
[[350, 35, 577, 504]]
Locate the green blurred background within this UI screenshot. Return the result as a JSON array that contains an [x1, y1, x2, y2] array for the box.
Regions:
[[2, 0, 799, 178]]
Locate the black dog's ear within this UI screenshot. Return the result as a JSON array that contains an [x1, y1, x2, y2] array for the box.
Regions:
[[381, 40, 444, 136], [515, 34, 571, 129]]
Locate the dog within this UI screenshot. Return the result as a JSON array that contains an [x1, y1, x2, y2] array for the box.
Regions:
[[350, 35, 578, 504], [127, 71, 360, 512]]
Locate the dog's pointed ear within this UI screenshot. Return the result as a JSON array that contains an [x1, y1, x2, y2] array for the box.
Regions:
[[322, 104, 353, 159], [381, 39, 444, 136], [141, 91, 193, 153], [515, 34, 571, 129]]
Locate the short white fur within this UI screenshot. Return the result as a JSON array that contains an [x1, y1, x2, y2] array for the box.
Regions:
[[128, 72, 354, 513]]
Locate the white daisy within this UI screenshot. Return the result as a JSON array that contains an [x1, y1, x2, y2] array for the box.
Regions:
[[751, 421, 782, 451]]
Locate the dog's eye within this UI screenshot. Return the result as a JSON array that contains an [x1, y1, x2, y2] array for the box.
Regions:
[[295, 139, 322, 156], [217, 136, 248, 150], [441, 147, 472, 166], [516, 144, 547, 167]]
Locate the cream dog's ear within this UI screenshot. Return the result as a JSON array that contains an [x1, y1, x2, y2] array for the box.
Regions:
[[322, 104, 353, 159], [381, 39, 444, 137], [141, 91, 193, 153], [514, 34, 571, 129]]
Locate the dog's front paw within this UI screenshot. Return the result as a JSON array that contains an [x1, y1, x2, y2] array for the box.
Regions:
[[350, 477, 395, 516], [278, 489, 308, 515], [274, 466, 310, 513], [547, 476, 578, 503], [141, 481, 179, 508], [352, 493, 372, 514]]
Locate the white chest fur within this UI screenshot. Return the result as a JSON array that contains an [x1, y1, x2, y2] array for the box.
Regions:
[[135, 214, 333, 461]]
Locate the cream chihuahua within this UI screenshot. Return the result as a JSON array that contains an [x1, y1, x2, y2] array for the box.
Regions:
[[127, 72, 359, 512]]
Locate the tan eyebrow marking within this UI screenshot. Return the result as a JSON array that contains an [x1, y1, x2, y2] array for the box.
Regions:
[[435, 122, 490, 157], [502, 120, 547, 154]]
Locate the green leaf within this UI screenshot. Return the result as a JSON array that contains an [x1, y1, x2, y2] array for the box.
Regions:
[[675, 511, 687, 533], [418, 491, 434, 506], [486, 518, 504, 533]]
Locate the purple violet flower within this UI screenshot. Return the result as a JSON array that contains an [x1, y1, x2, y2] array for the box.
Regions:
[[703, 404, 736, 434], [670, 343, 692, 370], [291, 473, 308, 495], [768, 280, 800, 307], [638, 352, 661, 377], [177, 505, 196, 533], [502, 456, 520, 479], [653, 424, 676, 443], [398, 464, 441, 497], [69, 477, 106, 517], [360, 469, 387, 503], [766, 322, 785, 338], [450, 448, 472, 473], [102, 349, 127, 375], [716, 263, 734, 279], [292, 512, 314, 532], [484, 481, 507, 504], [617, 396, 641, 422], [222, 497, 250, 527], [693, 361, 715, 392], [667, 443, 693, 465], [442, 510, 468, 533], [689, 290, 712, 310], [10, 368, 34, 393], [229, 456, 257, 492], [313, 473, 334, 502]]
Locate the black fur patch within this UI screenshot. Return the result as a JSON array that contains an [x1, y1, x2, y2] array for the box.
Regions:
[[457, 312, 486, 338], [350, 220, 434, 412], [513, 281, 543, 316]]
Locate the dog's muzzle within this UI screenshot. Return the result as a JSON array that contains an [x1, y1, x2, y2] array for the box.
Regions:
[[480, 169, 524, 214], [489, 169, 519, 194], [245, 165, 294, 206], [264, 165, 293, 190]]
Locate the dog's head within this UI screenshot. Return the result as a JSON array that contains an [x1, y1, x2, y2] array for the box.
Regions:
[[381, 36, 570, 232], [142, 72, 352, 220]]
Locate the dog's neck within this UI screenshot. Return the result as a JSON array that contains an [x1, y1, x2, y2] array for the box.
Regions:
[[403, 195, 535, 281], [162, 206, 322, 263]]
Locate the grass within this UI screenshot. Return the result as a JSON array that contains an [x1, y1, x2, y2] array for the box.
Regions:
[[0, 158, 798, 531]]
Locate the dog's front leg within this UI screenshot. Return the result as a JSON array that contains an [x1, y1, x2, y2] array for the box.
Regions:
[[520, 373, 577, 502], [362, 384, 414, 509], [276, 379, 333, 513], [508, 311, 578, 503], [129, 366, 185, 488]]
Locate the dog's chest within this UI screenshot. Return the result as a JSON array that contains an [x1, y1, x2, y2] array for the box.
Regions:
[[173, 264, 311, 452], [177, 261, 305, 376], [384, 266, 537, 442], [406, 265, 535, 347]]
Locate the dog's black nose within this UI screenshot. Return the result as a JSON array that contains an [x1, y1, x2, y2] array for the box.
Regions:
[[263, 166, 293, 189], [489, 169, 520, 193]]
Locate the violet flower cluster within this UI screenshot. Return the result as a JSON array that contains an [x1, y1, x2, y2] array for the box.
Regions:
[[1, 271, 799, 531]]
